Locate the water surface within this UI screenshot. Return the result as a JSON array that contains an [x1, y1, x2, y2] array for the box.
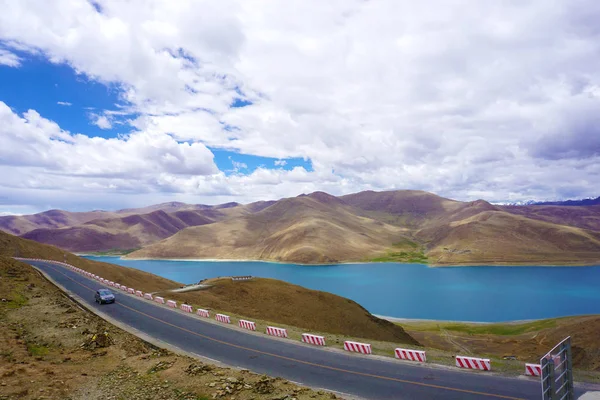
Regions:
[[84, 256, 600, 322]]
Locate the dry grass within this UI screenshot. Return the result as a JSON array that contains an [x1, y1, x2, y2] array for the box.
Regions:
[[158, 277, 419, 345]]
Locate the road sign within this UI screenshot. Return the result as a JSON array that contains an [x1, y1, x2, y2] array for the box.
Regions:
[[541, 336, 574, 400]]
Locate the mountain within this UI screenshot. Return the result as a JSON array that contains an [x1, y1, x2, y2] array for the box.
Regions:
[[533, 196, 600, 207], [0, 209, 118, 236], [416, 200, 600, 265], [9, 190, 600, 265], [0, 202, 212, 236], [128, 193, 413, 263]]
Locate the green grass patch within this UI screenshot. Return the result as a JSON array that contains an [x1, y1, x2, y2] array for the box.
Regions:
[[371, 250, 428, 263], [392, 239, 419, 248], [3, 291, 28, 309], [400, 318, 558, 336], [84, 248, 140, 256], [27, 343, 49, 357], [443, 319, 558, 336]]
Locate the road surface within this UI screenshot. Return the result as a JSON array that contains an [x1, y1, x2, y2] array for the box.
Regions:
[[27, 260, 590, 400]]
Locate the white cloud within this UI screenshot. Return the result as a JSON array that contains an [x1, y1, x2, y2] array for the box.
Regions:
[[93, 114, 113, 129], [1, 0, 600, 210], [274, 160, 286, 167], [0, 101, 218, 182], [57, 101, 72, 106], [0, 48, 21, 67], [229, 157, 247, 172]]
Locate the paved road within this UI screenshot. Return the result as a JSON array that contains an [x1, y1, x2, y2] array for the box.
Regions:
[[27, 260, 588, 400]]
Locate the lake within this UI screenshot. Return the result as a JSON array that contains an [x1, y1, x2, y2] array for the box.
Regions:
[[84, 256, 600, 322]]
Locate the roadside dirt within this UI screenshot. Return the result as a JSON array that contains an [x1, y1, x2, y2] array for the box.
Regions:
[[0, 257, 346, 400]]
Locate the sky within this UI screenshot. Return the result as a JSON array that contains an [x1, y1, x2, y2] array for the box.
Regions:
[[1, 0, 599, 214]]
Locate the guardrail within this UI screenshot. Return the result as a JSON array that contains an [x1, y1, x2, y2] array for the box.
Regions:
[[231, 275, 253, 281]]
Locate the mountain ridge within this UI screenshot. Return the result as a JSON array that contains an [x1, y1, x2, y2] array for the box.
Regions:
[[4, 190, 600, 265]]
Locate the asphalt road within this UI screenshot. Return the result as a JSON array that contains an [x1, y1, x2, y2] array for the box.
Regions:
[[27, 260, 588, 400]]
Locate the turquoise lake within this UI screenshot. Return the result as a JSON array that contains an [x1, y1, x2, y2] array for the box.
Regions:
[[84, 256, 600, 322]]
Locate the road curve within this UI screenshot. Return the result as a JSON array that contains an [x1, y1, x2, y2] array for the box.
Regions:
[[26, 260, 586, 400]]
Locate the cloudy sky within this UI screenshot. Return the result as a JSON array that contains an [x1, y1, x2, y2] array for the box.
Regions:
[[1, 0, 599, 214]]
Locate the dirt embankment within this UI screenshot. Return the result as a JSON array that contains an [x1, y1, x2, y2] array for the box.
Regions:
[[0, 231, 178, 293], [0, 257, 345, 400], [158, 277, 419, 346]]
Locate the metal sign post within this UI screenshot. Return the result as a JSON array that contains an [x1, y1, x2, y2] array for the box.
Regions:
[[541, 336, 574, 400]]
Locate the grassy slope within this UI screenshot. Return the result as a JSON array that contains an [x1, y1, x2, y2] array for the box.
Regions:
[[160, 277, 419, 345]]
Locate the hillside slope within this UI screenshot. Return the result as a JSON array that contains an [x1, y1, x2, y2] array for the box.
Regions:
[[416, 201, 600, 265], [128, 193, 412, 263], [501, 204, 600, 232], [0, 209, 118, 236], [20, 209, 216, 252], [163, 277, 419, 345], [0, 230, 179, 292]]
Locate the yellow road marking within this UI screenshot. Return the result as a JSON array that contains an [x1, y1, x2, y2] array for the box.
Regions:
[[42, 262, 526, 400]]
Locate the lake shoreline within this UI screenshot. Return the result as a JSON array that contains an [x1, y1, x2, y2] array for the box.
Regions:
[[78, 254, 600, 268]]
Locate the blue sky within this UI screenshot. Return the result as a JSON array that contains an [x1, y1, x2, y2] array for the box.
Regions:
[[1, 1, 600, 213], [0, 52, 312, 182], [0, 53, 125, 138]]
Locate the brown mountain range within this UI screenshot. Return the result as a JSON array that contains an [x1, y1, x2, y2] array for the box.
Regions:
[[3, 190, 600, 265]]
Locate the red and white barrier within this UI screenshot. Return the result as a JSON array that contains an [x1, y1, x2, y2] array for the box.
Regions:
[[395, 348, 426, 362], [266, 326, 288, 338], [344, 341, 372, 354], [180, 304, 193, 313], [525, 363, 542, 377], [127, 288, 135, 294], [215, 314, 231, 324], [302, 333, 325, 346], [196, 308, 210, 318], [167, 300, 177, 308], [144, 293, 153, 300], [120, 285, 128, 291], [456, 356, 491, 371], [108, 281, 115, 287], [135, 290, 143, 297], [154, 296, 165, 304], [238, 320, 256, 331]]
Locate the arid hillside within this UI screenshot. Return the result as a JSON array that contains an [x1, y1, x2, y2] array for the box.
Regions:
[[0, 230, 179, 293], [416, 200, 600, 265], [129, 192, 413, 263], [8, 189, 600, 265], [21, 209, 216, 252], [160, 277, 419, 345], [12, 202, 254, 253]]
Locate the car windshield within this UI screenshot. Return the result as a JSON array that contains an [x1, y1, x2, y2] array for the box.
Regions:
[[98, 290, 112, 296]]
